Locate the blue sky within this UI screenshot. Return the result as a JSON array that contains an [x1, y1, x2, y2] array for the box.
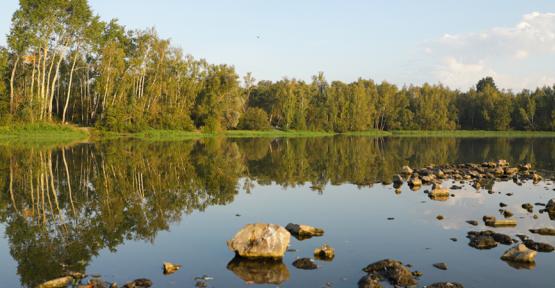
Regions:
[[1, 0, 555, 90]]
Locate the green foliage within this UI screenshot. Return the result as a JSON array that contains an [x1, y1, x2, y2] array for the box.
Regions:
[[238, 107, 271, 130], [2, 1, 554, 133]]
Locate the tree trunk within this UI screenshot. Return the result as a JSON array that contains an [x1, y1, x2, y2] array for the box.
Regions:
[[9, 57, 20, 114], [63, 53, 78, 123]]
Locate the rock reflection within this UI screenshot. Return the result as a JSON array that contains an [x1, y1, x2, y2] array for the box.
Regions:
[[0, 136, 553, 286], [226, 256, 290, 285]]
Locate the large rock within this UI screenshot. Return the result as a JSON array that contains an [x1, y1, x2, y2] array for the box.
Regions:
[[429, 185, 450, 201], [285, 223, 324, 240], [227, 256, 290, 285], [362, 259, 417, 286], [358, 274, 383, 288], [501, 244, 537, 263], [227, 223, 291, 259]]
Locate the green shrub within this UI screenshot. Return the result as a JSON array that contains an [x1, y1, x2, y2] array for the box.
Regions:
[[238, 108, 271, 130]]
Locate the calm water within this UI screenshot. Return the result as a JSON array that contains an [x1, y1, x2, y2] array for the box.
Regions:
[[0, 137, 554, 287]]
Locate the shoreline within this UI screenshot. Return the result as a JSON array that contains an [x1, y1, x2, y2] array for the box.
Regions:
[[1, 123, 555, 143]]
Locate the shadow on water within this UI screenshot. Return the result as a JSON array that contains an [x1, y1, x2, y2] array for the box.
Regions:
[[0, 136, 554, 286]]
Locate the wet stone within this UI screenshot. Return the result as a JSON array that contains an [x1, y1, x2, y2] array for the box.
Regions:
[[427, 282, 464, 288], [292, 258, 318, 270], [362, 259, 417, 287], [433, 262, 448, 270]]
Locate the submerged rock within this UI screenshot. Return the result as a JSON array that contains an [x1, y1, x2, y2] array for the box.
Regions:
[[501, 244, 537, 263], [357, 274, 383, 288], [314, 244, 335, 260], [523, 239, 555, 252], [433, 262, 448, 270], [227, 223, 291, 258], [529, 228, 555, 236], [292, 258, 318, 270], [163, 262, 182, 275], [285, 223, 324, 239], [466, 220, 479, 226], [362, 259, 417, 286], [522, 203, 534, 213], [37, 276, 74, 288], [227, 256, 289, 285], [122, 279, 152, 288], [427, 282, 464, 288]]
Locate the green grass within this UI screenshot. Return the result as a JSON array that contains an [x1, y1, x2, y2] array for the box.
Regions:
[[131, 129, 336, 140], [391, 130, 555, 137], [0, 123, 90, 146], [341, 130, 393, 137]]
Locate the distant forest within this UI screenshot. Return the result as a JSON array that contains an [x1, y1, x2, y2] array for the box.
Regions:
[[0, 0, 554, 132]]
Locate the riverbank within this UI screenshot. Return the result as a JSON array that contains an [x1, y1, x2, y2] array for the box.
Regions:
[[1, 124, 555, 143]]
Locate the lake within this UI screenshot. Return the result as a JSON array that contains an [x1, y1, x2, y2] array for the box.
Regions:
[[0, 136, 554, 287]]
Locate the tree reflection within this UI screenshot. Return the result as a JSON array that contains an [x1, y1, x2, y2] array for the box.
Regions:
[[0, 136, 553, 286]]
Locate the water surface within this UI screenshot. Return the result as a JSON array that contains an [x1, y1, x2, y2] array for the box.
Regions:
[[0, 136, 554, 287]]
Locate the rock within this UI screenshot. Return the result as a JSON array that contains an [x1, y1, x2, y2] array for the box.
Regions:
[[529, 228, 555, 236], [433, 262, 448, 270], [400, 166, 413, 175], [532, 173, 542, 183], [37, 276, 74, 288], [501, 244, 537, 263], [467, 231, 498, 249], [436, 215, 444, 220], [504, 167, 519, 175], [362, 259, 417, 286], [466, 220, 479, 226], [285, 223, 324, 239], [122, 279, 152, 288], [482, 215, 496, 226], [492, 232, 513, 245], [314, 244, 335, 260], [421, 175, 435, 183], [429, 185, 450, 200], [523, 239, 555, 252], [450, 185, 463, 190], [501, 209, 513, 218], [522, 203, 534, 213], [519, 163, 532, 171], [292, 258, 317, 270], [427, 282, 464, 288], [357, 274, 383, 288], [408, 177, 422, 187], [227, 256, 289, 285], [546, 199, 555, 213], [392, 174, 404, 185], [163, 262, 182, 275], [497, 159, 509, 167], [227, 223, 291, 258]]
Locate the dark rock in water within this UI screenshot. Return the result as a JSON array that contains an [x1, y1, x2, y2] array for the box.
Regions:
[[122, 279, 152, 288], [427, 282, 464, 288], [482, 215, 496, 226], [499, 202, 507, 207], [450, 238, 458, 242], [357, 274, 383, 288], [387, 217, 395, 220], [450, 185, 463, 190], [392, 174, 404, 185], [285, 223, 324, 240], [467, 231, 499, 249], [433, 262, 448, 270], [436, 215, 444, 220], [529, 228, 555, 236], [362, 259, 417, 286], [466, 220, 479, 226], [522, 203, 534, 213], [492, 232, 513, 245], [523, 239, 555, 252], [292, 258, 318, 270], [314, 244, 335, 260], [227, 256, 289, 284], [501, 209, 513, 218]]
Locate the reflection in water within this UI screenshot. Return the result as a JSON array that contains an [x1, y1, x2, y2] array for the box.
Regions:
[[0, 137, 554, 286], [227, 257, 290, 285]]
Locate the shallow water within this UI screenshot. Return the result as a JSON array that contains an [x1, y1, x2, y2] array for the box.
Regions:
[[0, 136, 554, 287]]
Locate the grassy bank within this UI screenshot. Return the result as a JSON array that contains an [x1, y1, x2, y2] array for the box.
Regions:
[[0, 123, 90, 146], [391, 130, 555, 137], [2, 125, 555, 143], [131, 129, 336, 140]]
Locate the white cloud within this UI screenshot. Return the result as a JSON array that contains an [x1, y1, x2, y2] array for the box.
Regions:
[[426, 12, 555, 90]]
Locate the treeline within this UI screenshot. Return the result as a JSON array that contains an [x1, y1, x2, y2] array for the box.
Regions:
[[0, 0, 554, 132]]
